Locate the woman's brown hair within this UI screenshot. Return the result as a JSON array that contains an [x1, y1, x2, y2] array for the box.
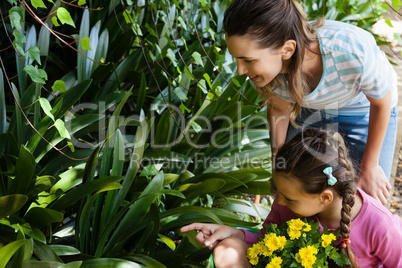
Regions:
[[223, 0, 323, 126], [274, 128, 360, 268]]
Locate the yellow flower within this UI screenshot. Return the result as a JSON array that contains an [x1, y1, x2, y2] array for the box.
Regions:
[[321, 233, 337, 248], [287, 218, 305, 231], [249, 257, 259, 266], [247, 242, 261, 259], [296, 246, 318, 268], [263, 233, 287, 252], [287, 229, 301, 240], [266, 256, 283, 268], [261, 243, 273, 257], [303, 223, 311, 232]]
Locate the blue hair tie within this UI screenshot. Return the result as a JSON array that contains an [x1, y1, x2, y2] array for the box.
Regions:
[[323, 167, 337, 186]]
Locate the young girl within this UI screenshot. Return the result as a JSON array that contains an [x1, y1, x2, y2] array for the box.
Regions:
[[222, 0, 398, 205], [180, 129, 402, 268]]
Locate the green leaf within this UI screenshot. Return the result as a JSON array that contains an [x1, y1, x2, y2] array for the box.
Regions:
[[54, 119, 71, 139], [33, 241, 63, 262], [192, 51, 203, 66], [197, 79, 208, 94], [78, 0, 86, 5], [134, 72, 147, 113], [385, 18, 393, 28], [23, 65, 46, 84], [57, 7, 76, 27], [104, 171, 163, 256], [31, 0, 47, 9], [189, 120, 202, 133], [177, 16, 187, 30], [13, 31, 26, 46], [25, 207, 64, 229], [126, 255, 167, 268], [179, 102, 190, 114], [0, 239, 27, 268], [10, 146, 36, 194], [0, 194, 28, 218], [167, 49, 177, 66], [51, 80, 66, 92], [123, 9, 134, 24], [174, 87, 187, 101], [158, 234, 176, 251], [27, 47, 41, 65], [10, 8, 22, 32], [203, 73, 212, 90], [49, 245, 80, 256], [49, 176, 123, 211], [63, 259, 144, 268], [26, 176, 56, 199], [39, 97, 55, 121], [51, 16, 60, 27], [81, 37, 91, 50]]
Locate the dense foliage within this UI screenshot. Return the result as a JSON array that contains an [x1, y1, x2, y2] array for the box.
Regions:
[[0, 0, 392, 267]]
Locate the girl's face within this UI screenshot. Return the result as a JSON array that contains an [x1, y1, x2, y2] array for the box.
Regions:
[[272, 171, 326, 217], [225, 34, 288, 88]]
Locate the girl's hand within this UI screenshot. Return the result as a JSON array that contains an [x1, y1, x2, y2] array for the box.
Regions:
[[180, 223, 245, 250], [357, 164, 391, 205]]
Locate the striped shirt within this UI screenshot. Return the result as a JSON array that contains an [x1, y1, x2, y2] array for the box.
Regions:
[[273, 20, 398, 116]]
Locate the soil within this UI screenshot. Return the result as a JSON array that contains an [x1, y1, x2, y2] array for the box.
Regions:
[[389, 141, 402, 219]]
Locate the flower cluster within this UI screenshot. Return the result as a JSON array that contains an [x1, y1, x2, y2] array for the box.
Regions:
[[246, 219, 350, 268]]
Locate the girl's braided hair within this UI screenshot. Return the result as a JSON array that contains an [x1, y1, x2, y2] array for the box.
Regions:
[[275, 128, 359, 268], [223, 0, 323, 126]]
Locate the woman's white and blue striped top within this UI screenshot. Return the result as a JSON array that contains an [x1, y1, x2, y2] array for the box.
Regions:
[[273, 20, 398, 116]]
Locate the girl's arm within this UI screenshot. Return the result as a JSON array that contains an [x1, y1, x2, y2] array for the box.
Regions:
[[267, 95, 292, 157], [180, 223, 245, 250], [358, 91, 392, 205]]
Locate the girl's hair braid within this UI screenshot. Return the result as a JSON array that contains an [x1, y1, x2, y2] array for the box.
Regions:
[[223, 0, 324, 126], [275, 128, 359, 267], [337, 145, 359, 268]]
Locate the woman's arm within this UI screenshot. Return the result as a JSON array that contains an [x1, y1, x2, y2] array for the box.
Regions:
[[267, 95, 292, 157], [358, 90, 392, 205]]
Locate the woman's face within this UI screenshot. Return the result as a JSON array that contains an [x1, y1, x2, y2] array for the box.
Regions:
[[272, 171, 325, 217], [225, 34, 288, 88]]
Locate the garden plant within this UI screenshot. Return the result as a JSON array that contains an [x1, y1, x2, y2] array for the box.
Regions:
[[0, 0, 396, 267]]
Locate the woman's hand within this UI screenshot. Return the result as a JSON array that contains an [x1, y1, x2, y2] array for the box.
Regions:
[[180, 223, 245, 250], [357, 164, 391, 205]]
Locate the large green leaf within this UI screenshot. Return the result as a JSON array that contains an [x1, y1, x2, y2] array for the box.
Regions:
[[0, 194, 28, 219], [0, 69, 6, 134], [8, 145, 35, 195], [79, 182, 122, 254], [177, 178, 226, 199], [34, 164, 85, 209], [21, 261, 64, 268], [49, 176, 123, 211], [111, 118, 152, 214], [26, 176, 56, 200], [33, 241, 63, 262], [125, 255, 167, 268], [49, 245, 80, 256], [26, 79, 92, 153], [0, 219, 46, 243], [61, 259, 145, 268], [103, 171, 164, 256], [24, 207, 64, 229], [0, 239, 27, 268]]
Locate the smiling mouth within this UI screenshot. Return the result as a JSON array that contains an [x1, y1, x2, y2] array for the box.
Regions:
[[249, 75, 259, 81]]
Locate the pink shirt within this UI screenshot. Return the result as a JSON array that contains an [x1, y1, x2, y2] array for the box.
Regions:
[[242, 188, 402, 268]]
